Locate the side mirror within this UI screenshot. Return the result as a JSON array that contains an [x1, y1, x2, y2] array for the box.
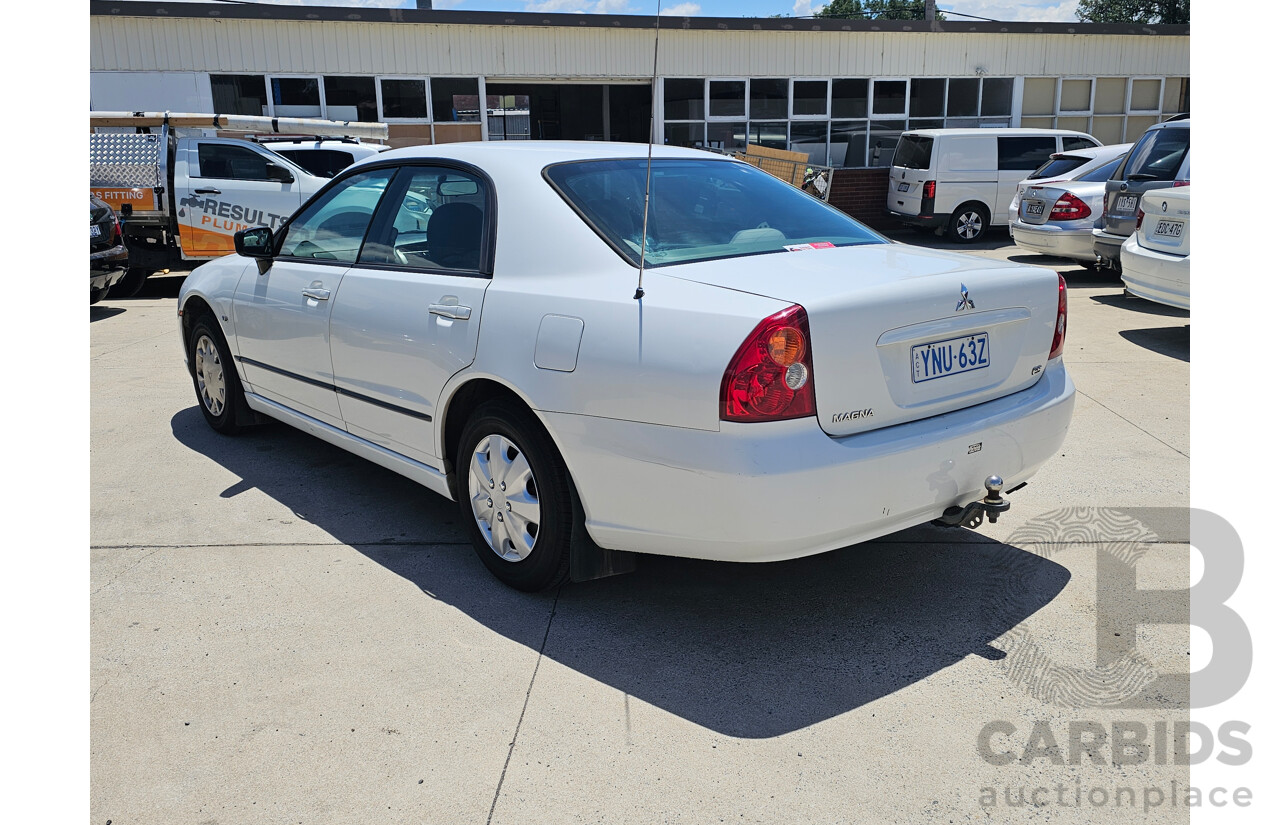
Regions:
[[265, 162, 295, 184], [235, 226, 274, 259]]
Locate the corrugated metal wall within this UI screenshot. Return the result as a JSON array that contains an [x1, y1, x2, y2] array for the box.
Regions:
[[90, 17, 1190, 79]]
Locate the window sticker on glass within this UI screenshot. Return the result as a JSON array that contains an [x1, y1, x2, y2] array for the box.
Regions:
[[785, 242, 836, 252]]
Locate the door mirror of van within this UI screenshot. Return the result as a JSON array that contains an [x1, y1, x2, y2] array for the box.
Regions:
[[235, 226, 274, 259], [265, 162, 295, 184]]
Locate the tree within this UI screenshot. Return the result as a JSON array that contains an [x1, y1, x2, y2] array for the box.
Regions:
[[814, 0, 942, 20], [1076, 0, 1189, 24]]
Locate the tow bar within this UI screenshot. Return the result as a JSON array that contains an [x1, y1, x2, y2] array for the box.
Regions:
[[932, 475, 1022, 529]]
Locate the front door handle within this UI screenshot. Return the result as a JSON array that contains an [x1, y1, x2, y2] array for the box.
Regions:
[[429, 303, 472, 320], [194, 188, 222, 195], [302, 287, 331, 301]]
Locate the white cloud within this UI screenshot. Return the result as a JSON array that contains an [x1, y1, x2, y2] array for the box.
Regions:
[[660, 2, 702, 14], [944, 1, 1081, 23], [525, 0, 635, 12], [792, 0, 816, 16]]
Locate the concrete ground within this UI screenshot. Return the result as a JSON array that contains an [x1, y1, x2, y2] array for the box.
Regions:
[[91, 233, 1191, 824]]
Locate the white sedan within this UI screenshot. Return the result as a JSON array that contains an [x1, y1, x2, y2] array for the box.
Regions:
[[1121, 186, 1190, 309], [178, 142, 1075, 590]]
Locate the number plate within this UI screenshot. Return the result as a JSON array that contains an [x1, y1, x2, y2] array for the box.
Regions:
[[1153, 219, 1184, 239], [897, 181, 910, 192], [90, 224, 102, 239], [912, 333, 991, 383], [1026, 200, 1045, 216], [1115, 194, 1138, 213]]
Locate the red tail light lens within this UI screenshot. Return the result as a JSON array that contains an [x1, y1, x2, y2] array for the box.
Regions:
[[1135, 205, 1145, 230], [721, 305, 817, 422], [1172, 179, 1190, 187], [1049, 274, 1068, 360], [922, 180, 936, 199], [1049, 192, 1091, 221]]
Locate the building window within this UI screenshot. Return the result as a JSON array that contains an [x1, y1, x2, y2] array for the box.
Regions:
[[664, 78, 705, 121], [871, 80, 907, 116], [211, 75, 267, 117], [792, 80, 828, 117], [270, 76, 322, 118], [749, 79, 788, 120], [708, 80, 747, 119], [431, 77, 481, 122], [380, 78, 429, 120], [323, 76, 378, 122]]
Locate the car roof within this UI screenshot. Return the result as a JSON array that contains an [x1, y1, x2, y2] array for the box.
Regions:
[[361, 141, 725, 166], [900, 128, 1095, 138]]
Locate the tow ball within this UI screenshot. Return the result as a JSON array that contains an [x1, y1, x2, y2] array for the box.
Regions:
[[932, 475, 1017, 529]]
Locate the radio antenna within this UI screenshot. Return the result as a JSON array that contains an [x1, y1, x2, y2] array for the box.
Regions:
[[634, 0, 662, 300]]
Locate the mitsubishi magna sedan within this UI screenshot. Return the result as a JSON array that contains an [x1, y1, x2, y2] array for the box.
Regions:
[[178, 142, 1075, 591]]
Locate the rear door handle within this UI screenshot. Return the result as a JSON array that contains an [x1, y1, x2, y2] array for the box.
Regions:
[[302, 288, 330, 301], [194, 188, 222, 195], [429, 304, 472, 320]]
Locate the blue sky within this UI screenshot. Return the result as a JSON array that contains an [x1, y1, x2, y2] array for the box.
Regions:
[[175, 1, 1087, 23]]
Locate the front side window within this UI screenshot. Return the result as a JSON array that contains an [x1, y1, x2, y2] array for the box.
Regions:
[[544, 159, 884, 269], [997, 136, 1058, 171], [197, 144, 279, 181], [360, 167, 489, 272], [276, 168, 396, 263]]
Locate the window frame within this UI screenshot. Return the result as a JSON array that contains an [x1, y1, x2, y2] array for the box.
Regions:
[[870, 77, 909, 118], [376, 75, 433, 123], [706, 77, 749, 121], [789, 79, 830, 120], [265, 74, 326, 119], [271, 166, 399, 267]]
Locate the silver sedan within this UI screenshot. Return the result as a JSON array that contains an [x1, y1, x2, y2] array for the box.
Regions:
[[1008, 144, 1132, 264]]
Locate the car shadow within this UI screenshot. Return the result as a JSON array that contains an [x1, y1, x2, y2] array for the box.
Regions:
[[170, 406, 1071, 739], [1090, 292, 1191, 318], [90, 306, 126, 322], [1119, 325, 1190, 362]]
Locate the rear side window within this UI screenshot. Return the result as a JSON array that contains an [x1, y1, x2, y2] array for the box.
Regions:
[[1078, 156, 1125, 183], [892, 135, 933, 170], [1029, 155, 1088, 180], [997, 137, 1058, 171], [275, 149, 355, 178], [1121, 127, 1190, 182], [545, 158, 884, 269], [1062, 136, 1099, 152]]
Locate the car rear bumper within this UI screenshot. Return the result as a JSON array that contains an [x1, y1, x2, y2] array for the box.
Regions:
[[544, 359, 1075, 562], [1092, 228, 1128, 267], [886, 209, 947, 229], [1011, 222, 1096, 262], [1121, 235, 1190, 310], [90, 244, 129, 291]]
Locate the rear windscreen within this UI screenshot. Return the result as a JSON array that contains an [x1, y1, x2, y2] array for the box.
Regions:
[[1029, 156, 1088, 180], [892, 135, 934, 170], [1122, 127, 1190, 182], [544, 158, 884, 268]]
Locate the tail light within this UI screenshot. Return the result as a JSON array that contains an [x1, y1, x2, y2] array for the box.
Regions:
[[111, 213, 122, 243], [922, 180, 936, 199], [721, 305, 817, 423], [1135, 205, 1145, 230], [1049, 192, 1091, 221], [1048, 274, 1068, 360], [1172, 180, 1190, 187]]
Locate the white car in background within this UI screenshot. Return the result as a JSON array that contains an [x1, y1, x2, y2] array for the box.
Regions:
[[178, 142, 1075, 591], [256, 137, 391, 178], [1121, 186, 1190, 310], [1008, 144, 1132, 264]]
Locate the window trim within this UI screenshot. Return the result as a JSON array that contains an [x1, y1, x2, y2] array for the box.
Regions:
[[376, 75, 433, 123], [870, 77, 909, 118], [706, 77, 749, 121], [789, 78, 830, 120], [265, 74, 326, 119], [1126, 76, 1165, 114], [319, 74, 380, 124], [1056, 76, 1095, 115]]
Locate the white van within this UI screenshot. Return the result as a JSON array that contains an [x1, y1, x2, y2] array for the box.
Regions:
[[887, 128, 1101, 242]]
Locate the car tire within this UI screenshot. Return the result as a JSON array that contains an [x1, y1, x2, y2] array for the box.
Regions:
[[456, 401, 573, 592], [113, 267, 152, 298], [188, 315, 251, 435], [947, 203, 989, 243]]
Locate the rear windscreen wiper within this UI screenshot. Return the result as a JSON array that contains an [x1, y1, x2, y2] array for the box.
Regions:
[[1126, 173, 1161, 181]]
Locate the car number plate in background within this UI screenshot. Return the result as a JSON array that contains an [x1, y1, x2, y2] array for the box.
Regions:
[[1154, 219, 1184, 239], [1026, 201, 1045, 216], [897, 181, 910, 192], [1115, 194, 1138, 213], [90, 224, 101, 239], [912, 333, 990, 383]]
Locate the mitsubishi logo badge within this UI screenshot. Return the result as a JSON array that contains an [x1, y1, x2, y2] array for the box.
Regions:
[[956, 284, 975, 312]]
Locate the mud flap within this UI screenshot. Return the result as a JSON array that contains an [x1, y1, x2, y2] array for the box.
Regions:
[[568, 482, 637, 582]]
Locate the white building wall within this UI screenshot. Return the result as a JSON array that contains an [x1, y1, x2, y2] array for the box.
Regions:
[[90, 17, 1190, 80]]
